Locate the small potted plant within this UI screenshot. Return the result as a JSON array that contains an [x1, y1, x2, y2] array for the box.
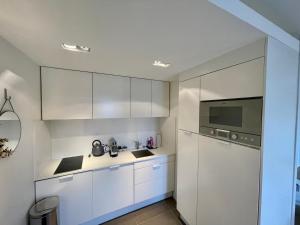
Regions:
[[0, 138, 12, 158]]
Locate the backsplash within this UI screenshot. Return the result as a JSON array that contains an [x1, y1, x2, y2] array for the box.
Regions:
[[48, 118, 160, 159]]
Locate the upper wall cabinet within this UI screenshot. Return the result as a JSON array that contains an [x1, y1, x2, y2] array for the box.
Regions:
[[201, 57, 265, 101], [41, 67, 169, 119], [151, 81, 169, 117], [178, 77, 200, 133], [131, 78, 151, 118], [41, 67, 92, 120], [93, 74, 130, 119]]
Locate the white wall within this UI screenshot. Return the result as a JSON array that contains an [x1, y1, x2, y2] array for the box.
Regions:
[[260, 36, 299, 225], [0, 37, 40, 225], [160, 79, 179, 199], [46, 118, 161, 159], [160, 80, 179, 153], [179, 38, 265, 81], [33, 121, 52, 176]]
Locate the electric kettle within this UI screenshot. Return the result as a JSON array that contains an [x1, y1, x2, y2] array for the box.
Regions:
[[92, 140, 105, 157]]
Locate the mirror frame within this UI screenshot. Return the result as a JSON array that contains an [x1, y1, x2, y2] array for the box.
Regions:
[[0, 110, 22, 158]]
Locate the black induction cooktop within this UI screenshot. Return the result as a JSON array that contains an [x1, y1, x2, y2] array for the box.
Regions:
[[54, 156, 83, 175], [131, 150, 154, 158]]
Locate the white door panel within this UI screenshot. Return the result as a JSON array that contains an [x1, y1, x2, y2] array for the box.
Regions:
[[178, 77, 200, 133], [41, 67, 92, 120], [197, 135, 260, 225], [35, 172, 93, 225], [93, 73, 130, 118], [177, 130, 198, 225]]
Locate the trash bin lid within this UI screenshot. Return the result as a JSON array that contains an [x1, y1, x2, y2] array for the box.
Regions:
[[29, 196, 59, 218]]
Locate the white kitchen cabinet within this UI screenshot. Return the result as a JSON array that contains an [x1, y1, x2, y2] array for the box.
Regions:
[[41, 67, 92, 120], [35, 172, 93, 225], [200, 57, 264, 100], [178, 77, 200, 133], [93, 73, 130, 118], [92, 164, 134, 217], [151, 80, 169, 117], [177, 130, 198, 225], [130, 78, 151, 117], [134, 156, 175, 203], [197, 135, 260, 225]]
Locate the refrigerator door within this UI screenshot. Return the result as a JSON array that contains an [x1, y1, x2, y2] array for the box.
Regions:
[[197, 135, 260, 225]]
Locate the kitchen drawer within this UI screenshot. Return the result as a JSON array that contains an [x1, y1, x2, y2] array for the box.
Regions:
[[93, 164, 134, 217], [134, 155, 175, 170], [135, 167, 175, 203], [135, 162, 174, 185]]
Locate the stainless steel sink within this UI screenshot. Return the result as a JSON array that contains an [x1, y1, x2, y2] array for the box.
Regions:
[[131, 150, 154, 158]]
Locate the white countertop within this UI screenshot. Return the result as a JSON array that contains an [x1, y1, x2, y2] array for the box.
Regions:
[[35, 148, 175, 181]]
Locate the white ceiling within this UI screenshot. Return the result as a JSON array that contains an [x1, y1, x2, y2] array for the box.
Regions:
[[0, 0, 264, 81], [241, 0, 300, 39]]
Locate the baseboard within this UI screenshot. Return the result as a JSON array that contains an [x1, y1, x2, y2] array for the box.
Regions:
[[82, 192, 173, 225], [179, 215, 190, 225]]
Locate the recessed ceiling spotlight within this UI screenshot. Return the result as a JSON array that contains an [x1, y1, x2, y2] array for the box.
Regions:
[[61, 43, 91, 53], [153, 60, 170, 68]]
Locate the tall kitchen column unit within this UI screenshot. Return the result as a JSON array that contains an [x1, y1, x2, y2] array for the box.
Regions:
[[176, 40, 266, 225], [177, 77, 200, 225]]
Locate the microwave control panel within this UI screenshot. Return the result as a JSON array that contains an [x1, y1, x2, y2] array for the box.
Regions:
[[200, 126, 261, 148]]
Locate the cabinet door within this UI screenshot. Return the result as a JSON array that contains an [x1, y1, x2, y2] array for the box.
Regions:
[[93, 74, 130, 118], [35, 172, 93, 225], [131, 78, 151, 117], [151, 81, 169, 117], [197, 135, 260, 225], [178, 77, 200, 133], [41, 67, 92, 120], [177, 130, 198, 225], [93, 164, 134, 217], [201, 57, 264, 101]]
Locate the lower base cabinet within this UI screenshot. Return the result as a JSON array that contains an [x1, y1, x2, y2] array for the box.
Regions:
[[35, 155, 175, 225], [35, 172, 93, 225], [92, 164, 134, 217], [134, 156, 175, 203]]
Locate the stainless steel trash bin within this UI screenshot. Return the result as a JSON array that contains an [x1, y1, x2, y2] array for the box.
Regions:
[[29, 196, 59, 225]]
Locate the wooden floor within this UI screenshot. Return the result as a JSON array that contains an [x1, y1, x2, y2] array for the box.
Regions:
[[102, 198, 184, 225]]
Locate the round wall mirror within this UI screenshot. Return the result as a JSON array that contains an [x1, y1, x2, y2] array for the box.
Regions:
[[0, 111, 21, 158]]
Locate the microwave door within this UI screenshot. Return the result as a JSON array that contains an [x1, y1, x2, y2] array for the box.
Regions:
[[200, 98, 262, 135], [209, 106, 243, 128]]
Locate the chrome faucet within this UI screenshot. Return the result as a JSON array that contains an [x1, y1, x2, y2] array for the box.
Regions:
[[134, 140, 140, 149]]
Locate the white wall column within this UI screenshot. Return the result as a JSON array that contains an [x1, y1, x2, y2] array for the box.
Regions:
[[260, 36, 299, 225]]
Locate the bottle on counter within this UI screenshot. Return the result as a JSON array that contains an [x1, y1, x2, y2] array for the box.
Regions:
[[156, 134, 161, 148]]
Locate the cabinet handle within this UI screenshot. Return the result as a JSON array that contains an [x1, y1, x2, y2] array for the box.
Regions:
[[109, 164, 121, 170], [214, 139, 230, 145], [182, 130, 192, 135], [58, 175, 73, 183], [152, 164, 161, 169]]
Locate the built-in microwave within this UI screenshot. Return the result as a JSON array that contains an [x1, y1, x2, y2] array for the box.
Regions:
[[199, 97, 263, 148]]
